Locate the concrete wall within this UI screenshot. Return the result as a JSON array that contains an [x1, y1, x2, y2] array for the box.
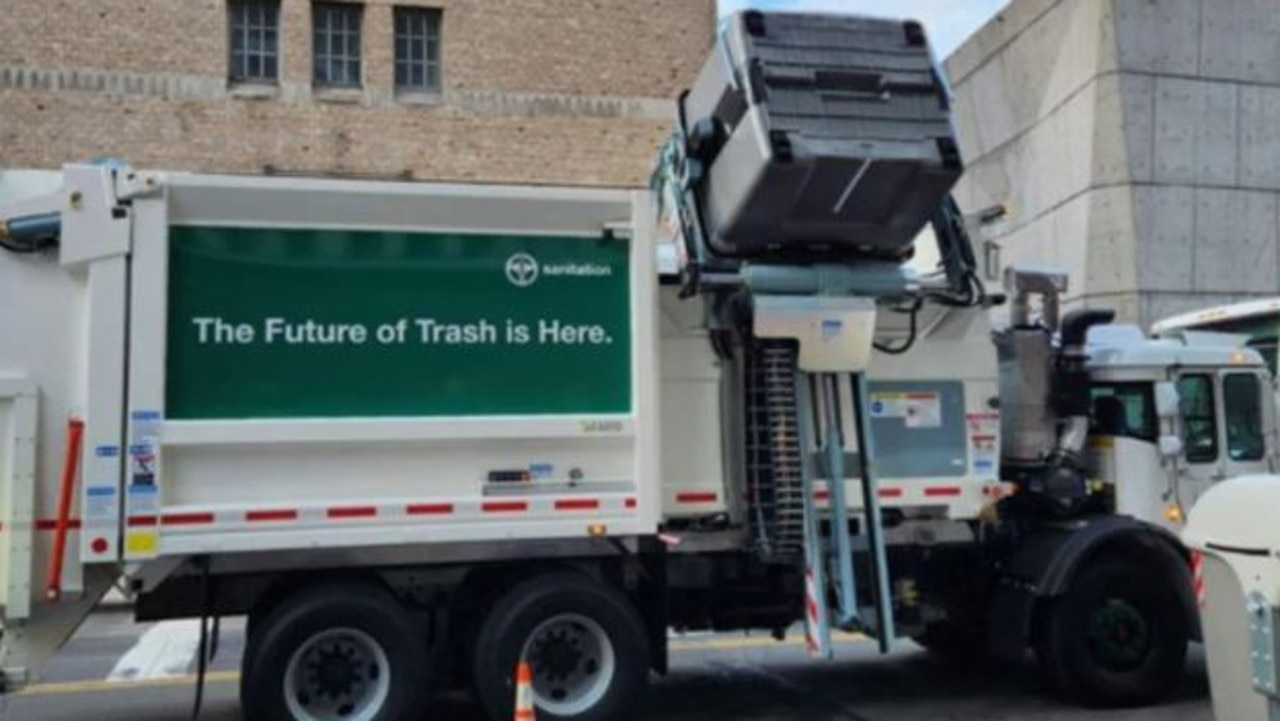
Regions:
[[947, 0, 1280, 326], [0, 0, 715, 187]]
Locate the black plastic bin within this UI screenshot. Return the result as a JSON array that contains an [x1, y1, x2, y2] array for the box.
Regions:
[[683, 11, 963, 261]]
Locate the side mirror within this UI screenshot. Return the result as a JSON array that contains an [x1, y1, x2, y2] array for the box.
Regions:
[[1158, 434, 1184, 459], [1155, 381, 1180, 419]]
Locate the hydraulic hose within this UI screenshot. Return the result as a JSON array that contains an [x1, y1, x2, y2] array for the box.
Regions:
[[0, 211, 61, 252]]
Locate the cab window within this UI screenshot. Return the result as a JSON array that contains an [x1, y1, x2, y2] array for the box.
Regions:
[[1089, 383, 1156, 441], [1177, 374, 1218, 463], [1224, 373, 1265, 461]]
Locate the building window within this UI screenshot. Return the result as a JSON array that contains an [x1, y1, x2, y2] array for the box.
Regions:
[[394, 7, 441, 92], [228, 0, 280, 83], [313, 2, 362, 87]]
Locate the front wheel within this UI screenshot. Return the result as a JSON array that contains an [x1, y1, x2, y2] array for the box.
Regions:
[[1037, 559, 1189, 707], [471, 572, 649, 721]]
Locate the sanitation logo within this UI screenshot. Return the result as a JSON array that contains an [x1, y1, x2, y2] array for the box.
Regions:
[[505, 252, 614, 288], [505, 253, 540, 287]]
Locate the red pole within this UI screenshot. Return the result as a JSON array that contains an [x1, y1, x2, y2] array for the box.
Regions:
[[46, 418, 84, 602]]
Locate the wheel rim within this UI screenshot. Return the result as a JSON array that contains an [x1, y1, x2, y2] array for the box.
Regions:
[[1086, 598, 1151, 672], [521, 613, 617, 716], [283, 627, 392, 721]]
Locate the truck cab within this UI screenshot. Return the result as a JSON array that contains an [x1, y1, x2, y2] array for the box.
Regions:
[[1085, 325, 1275, 532]]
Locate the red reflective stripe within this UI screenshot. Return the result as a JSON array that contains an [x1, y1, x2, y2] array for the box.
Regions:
[[407, 503, 454, 516], [482, 501, 528, 513], [127, 515, 158, 527], [327, 506, 377, 519], [624, 497, 637, 509], [924, 486, 962, 497], [161, 512, 215, 526], [246, 509, 298, 522], [35, 519, 83, 530], [555, 499, 600, 511], [1192, 551, 1206, 607], [816, 488, 902, 500], [675, 492, 717, 504]]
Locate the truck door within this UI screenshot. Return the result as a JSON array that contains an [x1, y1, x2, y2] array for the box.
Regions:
[[1174, 372, 1222, 508], [1220, 370, 1270, 478]]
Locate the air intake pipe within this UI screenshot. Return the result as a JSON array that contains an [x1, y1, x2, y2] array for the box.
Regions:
[[1025, 307, 1117, 517], [1053, 308, 1117, 424]]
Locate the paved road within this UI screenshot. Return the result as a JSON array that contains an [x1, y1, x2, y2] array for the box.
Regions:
[[1, 610, 1211, 721]]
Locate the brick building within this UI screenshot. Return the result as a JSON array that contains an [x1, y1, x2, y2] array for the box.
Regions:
[[0, 0, 715, 187]]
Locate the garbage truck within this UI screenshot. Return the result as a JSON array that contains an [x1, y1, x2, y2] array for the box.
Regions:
[[0, 10, 1255, 720]]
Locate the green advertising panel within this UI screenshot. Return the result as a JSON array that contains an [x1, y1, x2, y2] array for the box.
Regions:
[[165, 226, 631, 419]]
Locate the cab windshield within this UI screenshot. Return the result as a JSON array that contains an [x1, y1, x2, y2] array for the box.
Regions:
[[1089, 383, 1157, 442]]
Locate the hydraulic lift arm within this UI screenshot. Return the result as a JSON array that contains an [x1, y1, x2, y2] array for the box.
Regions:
[[653, 9, 988, 656]]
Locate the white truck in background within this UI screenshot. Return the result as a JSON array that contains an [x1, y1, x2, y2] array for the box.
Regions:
[[1154, 299, 1280, 375], [0, 11, 1266, 721]]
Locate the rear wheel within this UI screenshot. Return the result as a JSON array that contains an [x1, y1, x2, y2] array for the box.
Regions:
[[471, 572, 648, 721], [240, 584, 429, 721], [1037, 559, 1188, 707]]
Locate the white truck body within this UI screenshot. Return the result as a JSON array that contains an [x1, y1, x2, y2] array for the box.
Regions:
[[0, 165, 1001, 557]]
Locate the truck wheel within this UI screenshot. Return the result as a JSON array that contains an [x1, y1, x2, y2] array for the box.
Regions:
[[472, 572, 648, 721], [1037, 559, 1188, 707], [240, 584, 428, 721]]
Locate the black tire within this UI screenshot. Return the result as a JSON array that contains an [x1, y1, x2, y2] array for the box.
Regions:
[[471, 572, 649, 721], [240, 584, 429, 721], [1037, 559, 1188, 707]]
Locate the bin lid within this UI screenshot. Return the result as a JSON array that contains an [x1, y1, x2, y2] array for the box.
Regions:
[[1183, 474, 1280, 555]]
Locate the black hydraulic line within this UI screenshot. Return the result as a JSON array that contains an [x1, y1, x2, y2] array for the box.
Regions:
[[671, 90, 720, 297], [928, 195, 992, 309], [191, 556, 214, 721], [931, 196, 975, 290], [873, 302, 921, 355], [209, 617, 221, 662]]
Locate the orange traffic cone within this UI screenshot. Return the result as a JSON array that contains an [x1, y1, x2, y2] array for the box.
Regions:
[[514, 661, 536, 721]]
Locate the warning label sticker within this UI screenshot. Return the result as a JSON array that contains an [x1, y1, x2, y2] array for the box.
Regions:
[[869, 391, 942, 429], [84, 485, 117, 521], [966, 412, 1000, 477]]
